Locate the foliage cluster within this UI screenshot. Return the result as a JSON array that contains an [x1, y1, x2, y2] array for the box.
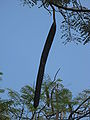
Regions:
[[0, 76, 90, 120], [21, 0, 90, 45]]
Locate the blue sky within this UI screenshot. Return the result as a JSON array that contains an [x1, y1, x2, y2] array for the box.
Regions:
[[0, 0, 90, 96]]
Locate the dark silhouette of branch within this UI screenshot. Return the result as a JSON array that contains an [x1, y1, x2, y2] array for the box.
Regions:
[[53, 67, 61, 82], [38, 104, 46, 114], [19, 104, 24, 120], [50, 2, 90, 12], [23, 0, 90, 12], [30, 111, 36, 120], [68, 96, 90, 119], [73, 110, 90, 120], [34, 5, 56, 108]]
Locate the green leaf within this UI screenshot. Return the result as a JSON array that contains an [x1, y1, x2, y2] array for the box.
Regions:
[[0, 72, 3, 75], [0, 89, 5, 93]]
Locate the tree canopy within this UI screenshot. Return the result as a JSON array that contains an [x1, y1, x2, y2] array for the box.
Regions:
[[0, 77, 90, 119], [21, 0, 90, 45], [0, 1, 90, 119]]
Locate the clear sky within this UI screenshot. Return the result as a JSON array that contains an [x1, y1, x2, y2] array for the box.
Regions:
[[0, 0, 90, 97]]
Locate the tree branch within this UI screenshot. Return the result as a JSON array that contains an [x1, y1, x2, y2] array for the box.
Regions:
[[68, 96, 90, 119], [73, 110, 90, 120], [50, 2, 90, 12]]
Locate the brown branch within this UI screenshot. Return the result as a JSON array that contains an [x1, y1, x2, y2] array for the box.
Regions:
[[33, 6, 56, 108], [19, 104, 24, 120], [30, 111, 36, 120], [36, 104, 47, 114], [50, 2, 90, 12], [73, 110, 90, 120], [68, 96, 90, 119]]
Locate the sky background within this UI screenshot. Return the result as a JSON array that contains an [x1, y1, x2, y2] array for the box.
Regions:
[[0, 0, 90, 97]]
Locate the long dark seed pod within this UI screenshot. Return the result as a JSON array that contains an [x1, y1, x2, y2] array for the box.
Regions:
[[34, 6, 56, 108]]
